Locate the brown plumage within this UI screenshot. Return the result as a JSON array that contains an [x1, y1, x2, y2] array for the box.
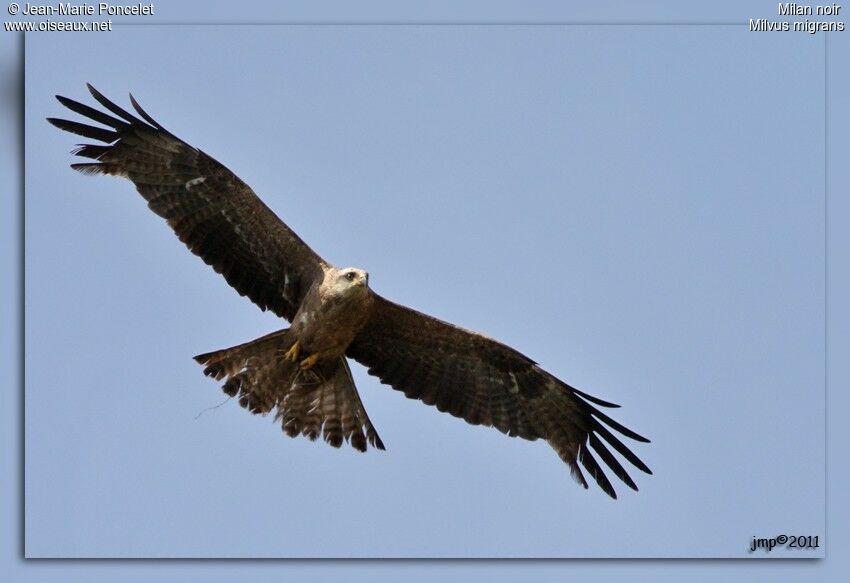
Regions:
[[193, 331, 383, 451], [49, 85, 651, 498]]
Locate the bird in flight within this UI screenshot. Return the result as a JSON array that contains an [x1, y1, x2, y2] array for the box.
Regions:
[[49, 85, 651, 498]]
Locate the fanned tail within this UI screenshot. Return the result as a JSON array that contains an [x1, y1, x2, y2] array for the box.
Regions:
[[277, 359, 385, 452], [194, 329, 290, 414], [194, 332, 384, 452]]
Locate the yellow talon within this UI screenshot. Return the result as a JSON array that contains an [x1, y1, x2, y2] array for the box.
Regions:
[[284, 340, 301, 362], [299, 353, 319, 371]]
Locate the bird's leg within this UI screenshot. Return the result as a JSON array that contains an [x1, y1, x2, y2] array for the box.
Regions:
[[284, 339, 301, 362], [299, 353, 320, 371]]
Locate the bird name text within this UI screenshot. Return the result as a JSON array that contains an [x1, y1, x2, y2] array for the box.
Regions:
[[749, 3, 845, 32]]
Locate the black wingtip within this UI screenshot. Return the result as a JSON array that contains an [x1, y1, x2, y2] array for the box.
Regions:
[[86, 83, 144, 125], [630, 433, 651, 444], [590, 405, 651, 443], [588, 433, 639, 491], [591, 419, 652, 476], [56, 93, 131, 131], [579, 445, 618, 499], [569, 460, 590, 491], [571, 386, 622, 408], [48, 117, 118, 143], [129, 92, 169, 132]]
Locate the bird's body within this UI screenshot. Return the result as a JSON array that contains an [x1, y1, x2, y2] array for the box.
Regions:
[[291, 267, 374, 365], [49, 85, 652, 498]]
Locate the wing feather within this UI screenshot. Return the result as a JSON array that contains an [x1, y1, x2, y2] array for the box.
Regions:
[[348, 294, 651, 499], [49, 85, 326, 320]]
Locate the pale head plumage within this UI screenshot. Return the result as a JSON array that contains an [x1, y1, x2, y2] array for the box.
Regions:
[[327, 267, 370, 299]]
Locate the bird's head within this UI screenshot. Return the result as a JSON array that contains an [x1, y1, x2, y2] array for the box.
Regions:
[[330, 267, 370, 297]]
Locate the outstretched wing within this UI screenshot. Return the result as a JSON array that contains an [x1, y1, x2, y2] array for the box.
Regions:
[[347, 295, 651, 499], [48, 84, 326, 321]]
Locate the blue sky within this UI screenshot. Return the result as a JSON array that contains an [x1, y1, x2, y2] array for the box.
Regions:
[[4, 1, 849, 579]]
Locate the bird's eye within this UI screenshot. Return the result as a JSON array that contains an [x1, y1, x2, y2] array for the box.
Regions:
[[345, 272, 356, 281]]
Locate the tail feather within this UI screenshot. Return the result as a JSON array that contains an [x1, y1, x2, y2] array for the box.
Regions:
[[195, 330, 384, 452], [194, 329, 287, 382]]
